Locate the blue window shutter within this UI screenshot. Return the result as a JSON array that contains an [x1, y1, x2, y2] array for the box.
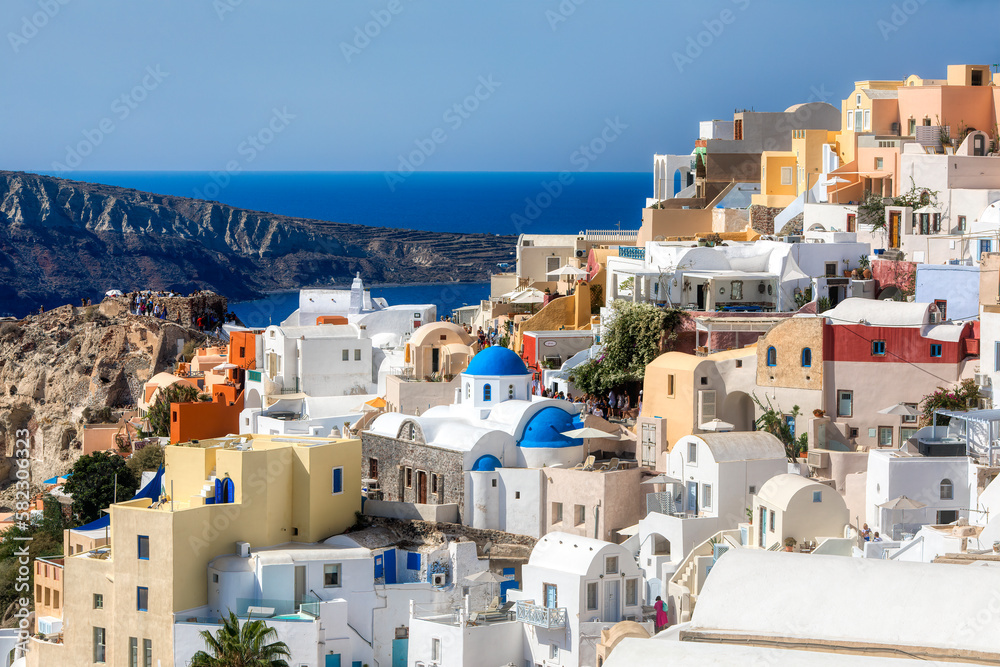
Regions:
[[214, 478, 223, 504], [407, 552, 421, 570], [333, 468, 343, 494]]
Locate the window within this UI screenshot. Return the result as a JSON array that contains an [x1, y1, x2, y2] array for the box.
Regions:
[[515, 491, 520, 499], [902, 403, 918, 424], [698, 389, 716, 424], [780, 167, 793, 186], [143, 639, 152, 667], [94, 593, 103, 609], [959, 215, 967, 231], [700, 376, 708, 386], [785, 415, 795, 437], [930, 344, 942, 358], [941, 479, 954, 500], [137, 586, 148, 612], [574, 504, 586, 526], [855, 110, 863, 130], [908, 118, 916, 134], [544, 583, 558, 609], [769, 510, 775, 532], [766, 346, 777, 367], [586, 582, 599, 610], [332, 467, 344, 495], [838, 390, 853, 417], [465, 383, 470, 399], [687, 441, 698, 465], [701, 483, 713, 510], [934, 299, 947, 321], [94, 627, 106, 663], [667, 374, 675, 397], [875, 157, 883, 170], [901, 426, 919, 442], [130, 637, 138, 667], [878, 426, 893, 447], [864, 109, 871, 131], [405, 467, 412, 488], [605, 556, 619, 574], [872, 340, 886, 356], [483, 384, 492, 401], [342, 349, 349, 361], [847, 111, 853, 130], [550, 644, 559, 660], [626, 578, 638, 606], [431, 638, 441, 662], [324, 564, 342, 587], [730, 280, 743, 300], [552, 502, 563, 523], [641, 423, 657, 467], [825, 262, 838, 277], [813, 490, 822, 503], [856, 93, 862, 106], [801, 348, 811, 367], [138, 535, 149, 560], [996, 342, 1000, 373]]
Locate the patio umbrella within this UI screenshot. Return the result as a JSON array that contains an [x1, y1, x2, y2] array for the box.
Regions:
[[560, 427, 621, 440], [879, 495, 927, 540], [641, 473, 682, 486], [105, 289, 124, 297], [699, 418, 735, 432], [546, 265, 588, 279], [365, 397, 387, 409], [212, 363, 238, 371], [878, 403, 920, 417], [509, 288, 546, 304], [466, 569, 510, 602]]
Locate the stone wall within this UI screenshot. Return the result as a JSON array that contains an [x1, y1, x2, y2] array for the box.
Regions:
[[361, 432, 466, 520], [712, 207, 751, 234], [748, 205, 782, 235]]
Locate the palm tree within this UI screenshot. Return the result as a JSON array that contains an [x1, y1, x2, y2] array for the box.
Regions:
[[190, 611, 291, 667]]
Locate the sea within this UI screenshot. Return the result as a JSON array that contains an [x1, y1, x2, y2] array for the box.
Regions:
[[45, 171, 650, 319]]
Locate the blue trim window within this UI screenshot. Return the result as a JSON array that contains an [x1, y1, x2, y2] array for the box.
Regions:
[[784, 415, 795, 437], [930, 344, 942, 358], [872, 340, 886, 356], [137, 586, 148, 612], [801, 347, 812, 367], [483, 384, 492, 401], [137, 535, 149, 560], [332, 467, 344, 495], [766, 346, 777, 367]]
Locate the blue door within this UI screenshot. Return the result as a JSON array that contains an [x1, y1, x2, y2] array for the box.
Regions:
[[391, 638, 408, 667], [545, 584, 558, 609], [214, 478, 224, 504], [324, 654, 341, 667], [686, 482, 698, 514]]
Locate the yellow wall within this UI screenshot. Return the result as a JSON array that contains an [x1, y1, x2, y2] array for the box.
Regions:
[[513, 282, 592, 355]]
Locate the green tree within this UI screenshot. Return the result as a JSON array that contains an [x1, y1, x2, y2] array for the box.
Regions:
[[0, 523, 61, 623], [126, 443, 165, 479], [570, 301, 687, 396], [919, 378, 982, 426], [147, 384, 204, 437], [39, 494, 68, 542], [63, 451, 139, 525], [752, 394, 807, 462], [190, 612, 291, 667]]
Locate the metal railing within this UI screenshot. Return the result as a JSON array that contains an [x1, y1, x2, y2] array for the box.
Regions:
[[247, 370, 261, 383], [582, 229, 640, 242], [515, 601, 567, 629], [618, 246, 645, 261]]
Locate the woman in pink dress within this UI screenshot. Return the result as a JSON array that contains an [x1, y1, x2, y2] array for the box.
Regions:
[[654, 595, 668, 632]]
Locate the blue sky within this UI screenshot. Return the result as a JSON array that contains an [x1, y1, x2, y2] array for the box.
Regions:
[[2, 0, 996, 172]]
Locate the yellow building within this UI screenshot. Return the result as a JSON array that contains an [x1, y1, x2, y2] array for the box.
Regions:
[[28, 434, 361, 667], [752, 129, 838, 209]]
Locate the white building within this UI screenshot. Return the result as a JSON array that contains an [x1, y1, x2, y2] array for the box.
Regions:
[[175, 536, 491, 667], [638, 432, 786, 599], [257, 323, 375, 396], [239, 394, 371, 438], [865, 448, 972, 539], [407, 533, 649, 667]]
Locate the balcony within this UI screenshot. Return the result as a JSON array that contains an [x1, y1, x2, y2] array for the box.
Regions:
[[515, 600, 567, 629], [618, 246, 645, 261]]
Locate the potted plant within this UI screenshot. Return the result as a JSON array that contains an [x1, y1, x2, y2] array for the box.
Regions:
[[784, 537, 797, 552], [812, 408, 825, 418], [858, 255, 872, 280]]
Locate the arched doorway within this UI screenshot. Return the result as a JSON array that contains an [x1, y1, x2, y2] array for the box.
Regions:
[[246, 388, 262, 410]]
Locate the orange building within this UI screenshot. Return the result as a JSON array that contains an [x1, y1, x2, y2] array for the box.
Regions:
[[169, 386, 244, 444], [228, 330, 260, 370]]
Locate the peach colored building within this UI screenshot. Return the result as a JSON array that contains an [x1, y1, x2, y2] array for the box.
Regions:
[[34, 557, 64, 636]]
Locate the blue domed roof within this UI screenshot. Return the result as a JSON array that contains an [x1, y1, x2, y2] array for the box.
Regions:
[[471, 454, 502, 472], [464, 346, 530, 377], [519, 408, 585, 449]]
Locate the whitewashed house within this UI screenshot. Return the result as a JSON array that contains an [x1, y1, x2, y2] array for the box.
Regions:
[[637, 431, 786, 599]]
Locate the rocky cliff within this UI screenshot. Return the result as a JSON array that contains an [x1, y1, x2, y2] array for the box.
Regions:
[[0, 304, 213, 491], [0, 170, 515, 316]]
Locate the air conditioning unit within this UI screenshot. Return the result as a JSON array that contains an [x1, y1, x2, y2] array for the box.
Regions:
[[975, 373, 992, 388], [575, 249, 586, 258], [807, 450, 829, 469], [431, 573, 446, 587]]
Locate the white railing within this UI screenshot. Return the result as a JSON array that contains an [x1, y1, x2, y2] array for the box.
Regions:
[[580, 229, 640, 242], [515, 601, 567, 629]]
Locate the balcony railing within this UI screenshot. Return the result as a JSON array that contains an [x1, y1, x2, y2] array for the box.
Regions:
[[619, 246, 645, 261], [515, 601, 567, 629], [581, 229, 640, 243]]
